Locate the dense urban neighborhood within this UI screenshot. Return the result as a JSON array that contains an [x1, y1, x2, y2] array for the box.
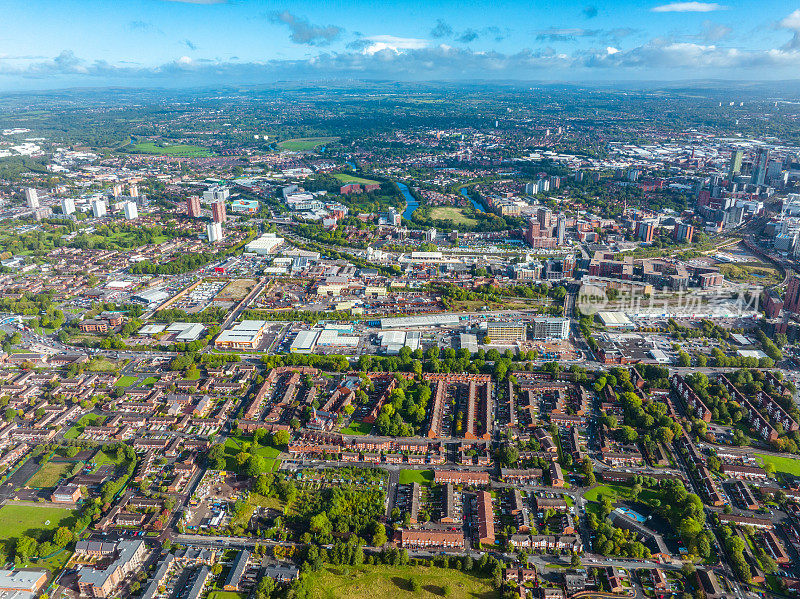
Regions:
[[0, 82, 799, 599]]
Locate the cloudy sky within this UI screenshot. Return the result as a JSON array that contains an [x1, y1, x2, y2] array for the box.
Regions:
[[2, 0, 800, 90]]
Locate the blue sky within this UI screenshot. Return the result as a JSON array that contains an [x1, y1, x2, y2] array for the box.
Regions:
[[2, 0, 800, 89]]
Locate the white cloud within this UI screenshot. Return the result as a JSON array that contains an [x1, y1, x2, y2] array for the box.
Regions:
[[652, 2, 727, 12], [779, 9, 800, 49], [780, 9, 800, 30], [361, 35, 428, 55], [607, 47, 620, 54]]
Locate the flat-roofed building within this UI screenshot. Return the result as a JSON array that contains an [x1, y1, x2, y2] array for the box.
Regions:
[[245, 233, 284, 255], [596, 312, 635, 329], [530, 317, 570, 340], [290, 330, 320, 354], [0, 570, 47, 596], [486, 321, 527, 343], [214, 320, 269, 350]]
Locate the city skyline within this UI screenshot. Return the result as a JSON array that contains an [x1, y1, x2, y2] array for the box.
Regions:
[[1, 0, 800, 90]]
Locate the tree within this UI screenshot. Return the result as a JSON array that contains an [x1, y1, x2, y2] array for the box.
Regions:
[[15, 536, 37, 561], [372, 522, 387, 547], [53, 527, 72, 547], [246, 455, 266, 478], [570, 553, 581, 568], [255, 577, 276, 599], [631, 484, 642, 501], [273, 429, 290, 447]]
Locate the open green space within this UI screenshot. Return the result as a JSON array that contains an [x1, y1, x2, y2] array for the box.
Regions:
[[278, 137, 339, 151], [113, 375, 138, 387], [64, 413, 107, 440], [333, 173, 380, 185], [223, 435, 282, 472], [19, 548, 72, 573], [209, 592, 246, 599], [129, 141, 214, 157], [305, 564, 498, 599], [142, 376, 159, 386], [91, 449, 126, 469], [756, 453, 800, 476], [428, 207, 479, 227], [340, 421, 372, 436], [719, 262, 781, 286], [0, 503, 74, 543], [27, 461, 71, 488], [398, 469, 434, 485], [583, 483, 662, 507], [86, 357, 124, 373], [229, 492, 286, 529]]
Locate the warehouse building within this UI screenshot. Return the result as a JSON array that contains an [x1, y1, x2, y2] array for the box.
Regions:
[[214, 320, 269, 349], [244, 233, 284, 255]]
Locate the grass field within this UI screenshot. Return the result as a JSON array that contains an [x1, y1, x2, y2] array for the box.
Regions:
[[333, 173, 380, 185], [584, 484, 630, 502], [340, 421, 372, 436], [583, 484, 661, 507], [19, 548, 72, 573], [305, 565, 498, 599], [398, 470, 434, 485], [223, 435, 282, 472], [142, 376, 159, 386], [0, 504, 74, 542], [64, 413, 107, 440], [719, 262, 781, 286], [114, 375, 137, 387], [92, 449, 126, 469], [428, 207, 478, 227], [756, 453, 800, 476], [209, 592, 246, 599], [86, 357, 124, 372], [27, 461, 71, 488], [277, 137, 339, 151], [129, 142, 214, 157]]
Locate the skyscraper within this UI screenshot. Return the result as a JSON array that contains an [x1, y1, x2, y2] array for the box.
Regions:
[[187, 196, 201, 218], [673, 223, 694, 243], [556, 214, 566, 246], [91, 199, 107, 218], [123, 201, 138, 220], [25, 188, 39, 209], [212, 200, 227, 223], [537, 207, 552, 232], [728, 149, 743, 179], [60, 197, 75, 216], [207, 222, 223, 243], [785, 275, 800, 314], [751, 147, 769, 186], [129, 184, 139, 198]]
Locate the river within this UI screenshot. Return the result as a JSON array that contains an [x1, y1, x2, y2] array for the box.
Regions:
[[397, 182, 419, 220], [460, 187, 485, 213]]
